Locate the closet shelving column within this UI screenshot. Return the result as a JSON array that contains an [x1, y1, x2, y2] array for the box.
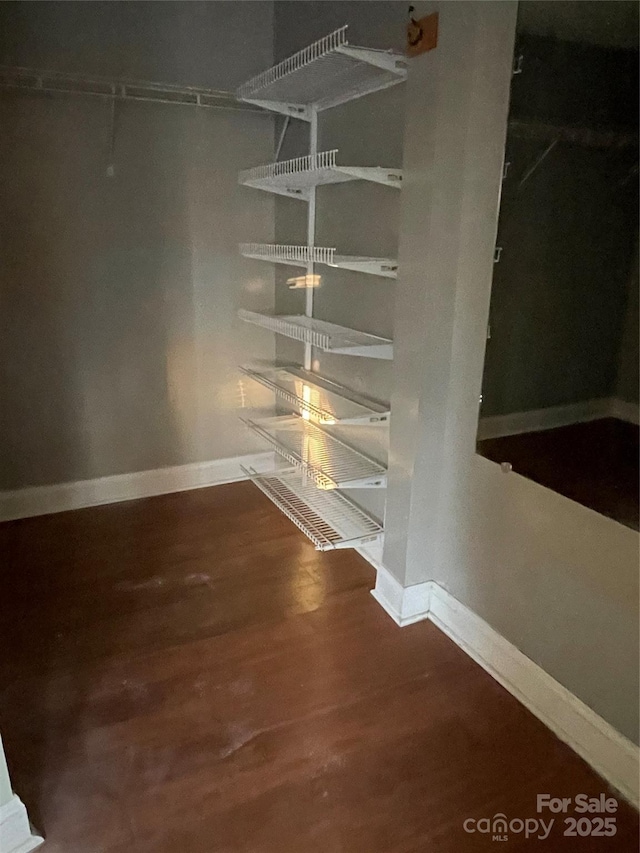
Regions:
[[236, 26, 406, 551]]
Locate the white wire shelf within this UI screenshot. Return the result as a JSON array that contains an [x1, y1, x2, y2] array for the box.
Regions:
[[242, 463, 383, 550], [242, 414, 387, 489], [238, 311, 393, 359], [236, 26, 407, 120], [240, 243, 397, 279], [240, 365, 390, 425], [240, 243, 334, 267], [239, 150, 402, 200]]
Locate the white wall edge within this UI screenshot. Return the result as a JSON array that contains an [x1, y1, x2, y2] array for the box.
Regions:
[[0, 452, 275, 522], [0, 796, 43, 853], [364, 560, 639, 808], [364, 544, 432, 626], [478, 396, 638, 440]]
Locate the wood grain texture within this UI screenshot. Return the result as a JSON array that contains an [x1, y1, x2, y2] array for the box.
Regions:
[[0, 482, 637, 851], [479, 418, 639, 530]]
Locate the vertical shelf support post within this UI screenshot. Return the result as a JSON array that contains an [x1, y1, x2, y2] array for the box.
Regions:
[[305, 107, 318, 371]]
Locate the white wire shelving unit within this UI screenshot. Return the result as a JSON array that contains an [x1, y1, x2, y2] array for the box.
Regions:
[[241, 415, 387, 489], [236, 26, 407, 120], [240, 365, 390, 425], [236, 25, 402, 549], [240, 243, 397, 279], [238, 311, 393, 359], [241, 463, 383, 550], [239, 150, 402, 200]]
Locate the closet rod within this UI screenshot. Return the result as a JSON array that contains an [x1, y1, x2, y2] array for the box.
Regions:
[[0, 65, 266, 114]]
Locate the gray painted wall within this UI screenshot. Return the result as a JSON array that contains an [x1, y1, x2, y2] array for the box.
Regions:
[[384, 0, 638, 744], [481, 31, 639, 417], [0, 1, 274, 90], [482, 141, 637, 416], [518, 0, 639, 50], [0, 2, 275, 490]]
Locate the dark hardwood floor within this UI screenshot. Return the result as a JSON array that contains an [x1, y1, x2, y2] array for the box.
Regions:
[[0, 482, 637, 852], [479, 417, 639, 530]]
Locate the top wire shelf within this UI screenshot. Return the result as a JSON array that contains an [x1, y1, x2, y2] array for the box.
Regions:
[[239, 150, 402, 200], [236, 26, 407, 120]]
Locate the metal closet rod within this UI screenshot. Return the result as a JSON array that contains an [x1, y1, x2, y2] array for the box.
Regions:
[[0, 65, 266, 114]]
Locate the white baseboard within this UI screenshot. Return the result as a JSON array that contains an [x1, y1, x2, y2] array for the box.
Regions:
[[364, 544, 431, 626], [610, 397, 640, 426], [0, 452, 274, 522], [366, 560, 639, 808], [0, 796, 43, 853], [478, 397, 638, 440]]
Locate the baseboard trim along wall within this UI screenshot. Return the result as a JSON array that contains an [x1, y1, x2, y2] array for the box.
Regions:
[[609, 397, 640, 426], [0, 795, 43, 853], [365, 558, 640, 809], [0, 452, 274, 522], [478, 396, 639, 440]]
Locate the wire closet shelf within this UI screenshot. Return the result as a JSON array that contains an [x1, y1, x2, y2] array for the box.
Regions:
[[239, 149, 402, 199], [242, 464, 383, 550], [240, 243, 397, 279], [236, 24, 401, 550], [236, 25, 407, 119], [240, 365, 390, 425], [241, 415, 387, 489], [237, 311, 394, 359]]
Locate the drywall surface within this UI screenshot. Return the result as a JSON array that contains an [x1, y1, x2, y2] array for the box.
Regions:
[[384, 1, 639, 744], [0, 3, 275, 489], [481, 34, 639, 418], [518, 0, 639, 50], [0, 735, 11, 807], [616, 241, 639, 404], [481, 142, 637, 417], [0, 1, 274, 90]]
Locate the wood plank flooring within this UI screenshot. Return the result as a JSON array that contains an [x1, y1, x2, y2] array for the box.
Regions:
[[478, 417, 639, 530], [0, 482, 637, 851]]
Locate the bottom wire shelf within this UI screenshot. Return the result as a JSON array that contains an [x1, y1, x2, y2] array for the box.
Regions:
[[242, 464, 383, 550]]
